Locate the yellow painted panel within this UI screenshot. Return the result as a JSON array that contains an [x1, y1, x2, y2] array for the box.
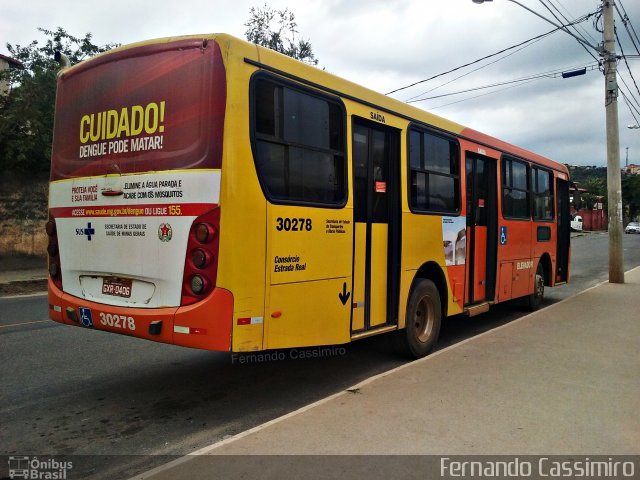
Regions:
[[265, 202, 353, 349], [369, 223, 388, 327], [268, 206, 352, 285], [232, 323, 264, 352], [402, 214, 446, 270], [219, 55, 267, 353], [212, 35, 288, 353], [265, 278, 351, 349], [352, 223, 367, 332]]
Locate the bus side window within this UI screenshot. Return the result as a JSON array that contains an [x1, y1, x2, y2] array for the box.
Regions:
[[407, 128, 460, 214], [252, 78, 346, 206], [533, 167, 554, 221], [502, 157, 530, 219]]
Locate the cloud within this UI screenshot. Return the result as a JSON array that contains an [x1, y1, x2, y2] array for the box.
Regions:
[[2, 0, 639, 166]]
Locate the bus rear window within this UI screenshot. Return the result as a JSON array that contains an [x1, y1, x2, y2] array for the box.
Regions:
[[51, 39, 226, 181], [252, 77, 346, 206]]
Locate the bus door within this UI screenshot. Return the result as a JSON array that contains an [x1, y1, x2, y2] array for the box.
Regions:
[[351, 119, 401, 333], [465, 153, 498, 304], [555, 177, 570, 283]]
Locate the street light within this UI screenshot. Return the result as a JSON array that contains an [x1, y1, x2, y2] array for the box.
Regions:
[[474, 0, 625, 284], [629, 125, 640, 129]]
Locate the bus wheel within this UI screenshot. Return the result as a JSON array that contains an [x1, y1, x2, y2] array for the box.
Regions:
[[398, 279, 442, 358], [527, 263, 545, 311]]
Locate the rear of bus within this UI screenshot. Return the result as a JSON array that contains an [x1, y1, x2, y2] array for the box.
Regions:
[[47, 36, 233, 350]]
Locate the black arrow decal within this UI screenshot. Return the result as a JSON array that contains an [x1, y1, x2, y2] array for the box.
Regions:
[[338, 282, 351, 306]]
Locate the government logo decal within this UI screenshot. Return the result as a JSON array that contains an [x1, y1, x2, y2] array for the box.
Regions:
[[158, 223, 173, 242]]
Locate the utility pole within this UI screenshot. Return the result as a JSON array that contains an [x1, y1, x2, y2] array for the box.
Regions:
[[602, 0, 624, 283]]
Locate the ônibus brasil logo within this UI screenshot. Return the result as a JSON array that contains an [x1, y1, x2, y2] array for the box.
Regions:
[[8, 456, 73, 479], [158, 223, 173, 242]]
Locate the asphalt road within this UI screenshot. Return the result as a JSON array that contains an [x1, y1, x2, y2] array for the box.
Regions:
[[2, 232, 640, 479]]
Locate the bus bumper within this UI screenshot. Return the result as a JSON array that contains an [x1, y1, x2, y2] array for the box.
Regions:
[[47, 277, 233, 351]]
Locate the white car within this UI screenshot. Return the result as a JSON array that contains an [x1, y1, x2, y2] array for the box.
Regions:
[[570, 215, 583, 232], [625, 222, 640, 234]]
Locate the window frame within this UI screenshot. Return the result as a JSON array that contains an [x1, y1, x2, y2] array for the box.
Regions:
[[501, 155, 531, 220], [406, 125, 461, 216], [249, 72, 348, 208]]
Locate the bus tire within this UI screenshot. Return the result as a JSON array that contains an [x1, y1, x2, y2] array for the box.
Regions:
[[526, 262, 545, 311], [397, 279, 442, 358]]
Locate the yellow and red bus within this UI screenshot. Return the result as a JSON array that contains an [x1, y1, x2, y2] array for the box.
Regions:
[[46, 33, 570, 358]]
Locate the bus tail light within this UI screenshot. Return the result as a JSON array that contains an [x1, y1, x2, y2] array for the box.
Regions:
[[189, 274, 209, 295], [181, 207, 220, 306], [46, 215, 63, 290], [195, 222, 217, 243], [191, 248, 211, 269]]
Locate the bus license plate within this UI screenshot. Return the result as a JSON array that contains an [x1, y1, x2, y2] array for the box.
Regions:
[[102, 278, 132, 298]]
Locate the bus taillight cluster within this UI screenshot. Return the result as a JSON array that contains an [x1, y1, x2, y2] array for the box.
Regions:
[[181, 207, 220, 305], [45, 216, 63, 290]]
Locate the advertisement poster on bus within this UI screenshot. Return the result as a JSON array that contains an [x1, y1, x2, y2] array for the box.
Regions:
[[442, 216, 466, 266]]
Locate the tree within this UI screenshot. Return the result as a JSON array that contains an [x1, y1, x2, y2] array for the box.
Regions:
[[580, 176, 607, 210], [244, 5, 318, 66], [0, 28, 118, 175]]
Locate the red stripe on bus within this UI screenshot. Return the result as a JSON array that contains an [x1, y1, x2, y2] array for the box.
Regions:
[[50, 203, 217, 218]]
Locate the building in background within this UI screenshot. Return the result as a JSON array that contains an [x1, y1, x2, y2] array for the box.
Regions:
[[569, 182, 607, 231], [623, 163, 640, 175], [0, 54, 23, 95]]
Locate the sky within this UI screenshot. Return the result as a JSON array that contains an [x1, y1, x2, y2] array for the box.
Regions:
[[2, 0, 640, 167]]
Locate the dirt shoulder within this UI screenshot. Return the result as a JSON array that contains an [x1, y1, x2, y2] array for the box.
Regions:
[[0, 254, 48, 296], [0, 279, 48, 296]]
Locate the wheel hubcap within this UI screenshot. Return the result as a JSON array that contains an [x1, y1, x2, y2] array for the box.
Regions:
[[414, 296, 434, 343]]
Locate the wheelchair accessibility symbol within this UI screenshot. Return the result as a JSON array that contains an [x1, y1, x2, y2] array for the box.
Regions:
[[79, 307, 94, 328], [500, 226, 508, 245]]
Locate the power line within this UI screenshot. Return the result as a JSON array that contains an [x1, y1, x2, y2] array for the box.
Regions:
[[548, 0, 599, 44], [614, 25, 640, 103], [620, 85, 640, 123], [618, 73, 640, 113], [386, 28, 558, 95], [404, 35, 547, 102], [503, 1, 599, 52], [386, 11, 597, 96], [593, 7, 604, 34], [617, 0, 640, 54], [538, 0, 600, 63], [407, 63, 599, 104], [615, 2, 640, 55], [429, 77, 542, 111]]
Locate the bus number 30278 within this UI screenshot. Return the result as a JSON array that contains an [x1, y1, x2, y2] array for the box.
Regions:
[[100, 313, 136, 331], [275, 217, 312, 232]]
